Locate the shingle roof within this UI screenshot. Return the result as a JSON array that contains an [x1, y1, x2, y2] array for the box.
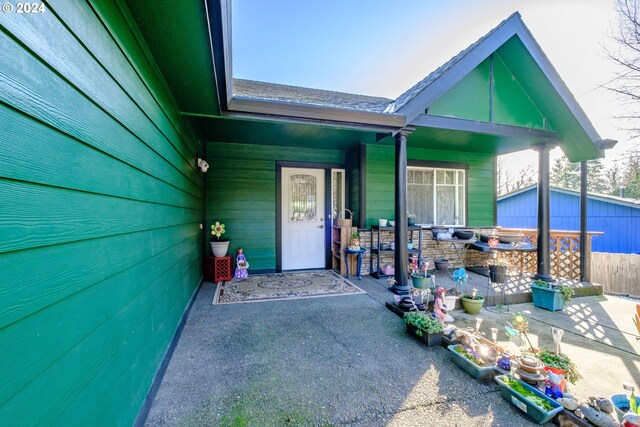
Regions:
[[233, 79, 393, 113], [391, 12, 519, 113], [233, 13, 519, 116]]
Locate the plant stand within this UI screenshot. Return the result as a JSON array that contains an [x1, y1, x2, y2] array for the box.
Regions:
[[485, 276, 510, 314]]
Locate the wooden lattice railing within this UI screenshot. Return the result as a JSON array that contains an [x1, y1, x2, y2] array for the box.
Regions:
[[497, 228, 603, 281]]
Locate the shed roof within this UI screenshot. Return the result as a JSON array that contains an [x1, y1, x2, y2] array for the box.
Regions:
[[498, 185, 640, 209]]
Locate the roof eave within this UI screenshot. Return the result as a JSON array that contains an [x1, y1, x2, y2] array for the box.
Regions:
[[227, 96, 405, 130]]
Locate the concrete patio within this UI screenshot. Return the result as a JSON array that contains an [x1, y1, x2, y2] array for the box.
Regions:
[[144, 275, 639, 426]]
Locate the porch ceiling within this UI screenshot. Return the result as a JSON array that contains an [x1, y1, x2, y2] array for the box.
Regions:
[[408, 127, 542, 154], [124, 0, 220, 116], [194, 116, 378, 149]]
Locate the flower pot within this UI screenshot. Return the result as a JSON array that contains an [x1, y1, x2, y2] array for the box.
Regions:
[[210, 240, 230, 258], [530, 283, 565, 311], [489, 265, 508, 284], [434, 259, 449, 270], [411, 274, 431, 289], [495, 375, 563, 424], [448, 344, 496, 380], [611, 394, 630, 423], [406, 324, 442, 347], [443, 295, 459, 311], [460, 295, 484, 314]]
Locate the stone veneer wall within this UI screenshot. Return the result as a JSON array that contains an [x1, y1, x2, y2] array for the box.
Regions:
[[358, 227, 497, 277]]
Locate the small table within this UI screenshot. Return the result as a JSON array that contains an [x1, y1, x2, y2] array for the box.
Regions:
[[344, 247, 366, 279], [432, 237, 476, 268]]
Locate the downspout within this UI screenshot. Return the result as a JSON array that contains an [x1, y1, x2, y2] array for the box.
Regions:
[[534, 144, 553, 282], [580, 161, 588, 282]]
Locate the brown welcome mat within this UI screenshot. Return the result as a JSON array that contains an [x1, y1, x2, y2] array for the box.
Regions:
[[212, 270, 366, 304]]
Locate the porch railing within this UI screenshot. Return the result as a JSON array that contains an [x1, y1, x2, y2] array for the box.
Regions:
[[496, 228, 603, 281]]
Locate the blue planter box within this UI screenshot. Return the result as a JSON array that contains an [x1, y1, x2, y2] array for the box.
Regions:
[[495, 375, 563, 424], [530, 284, 565, 311], [447, 344, 495, 380]]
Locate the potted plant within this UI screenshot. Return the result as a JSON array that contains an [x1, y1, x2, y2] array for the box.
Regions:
[[403, 312, 444, 346], [495, 375, 563, 424], [348, 232, 360, 250], [210, 221, 230, 257], [487, 257, 509, 283], [448, 344, 496, 379], [535, 347, 581, 386], [611, 387, 640, 425], [407, 211, 416, 226], [460, 288, 484, 314], [530, 280, 574, 312]]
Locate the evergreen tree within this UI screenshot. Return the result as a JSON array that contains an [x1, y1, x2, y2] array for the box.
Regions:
[[587, 160, 608, 193], [551, 156, 580, 190]]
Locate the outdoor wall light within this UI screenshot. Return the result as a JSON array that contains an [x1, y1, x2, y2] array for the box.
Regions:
[[197, 158, 209, 173]]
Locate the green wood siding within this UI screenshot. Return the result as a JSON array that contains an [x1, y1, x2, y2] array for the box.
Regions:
[[364, 144, 495, 227], [428, 59, 491, 121], [428, 56, 548, 130], [206, 142, 344, 271], [0, 2, 203, 425]]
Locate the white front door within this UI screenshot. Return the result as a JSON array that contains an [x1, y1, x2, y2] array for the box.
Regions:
[[281, 168, 325, 270]]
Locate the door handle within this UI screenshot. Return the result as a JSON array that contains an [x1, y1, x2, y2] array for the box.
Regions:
[[318, 225, 324, 229]]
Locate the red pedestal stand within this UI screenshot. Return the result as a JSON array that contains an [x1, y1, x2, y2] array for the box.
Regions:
[[205, 256, 232, 282]]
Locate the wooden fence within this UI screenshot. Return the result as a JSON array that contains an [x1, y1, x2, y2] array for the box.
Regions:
[[590, 252, 640, 296]]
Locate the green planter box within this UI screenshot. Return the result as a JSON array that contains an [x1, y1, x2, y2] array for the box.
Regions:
[[406, 324, 442, 347], [495, 375, 563, 424], [447, 344, 495, 380], [530, 284, 564, 311]]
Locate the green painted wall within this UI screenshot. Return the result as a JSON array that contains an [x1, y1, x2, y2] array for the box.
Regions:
[[364, 144, 495, 227], [206, 141, 344, 271], [428, 56, 548, 130], [0, 1, 203, 425]]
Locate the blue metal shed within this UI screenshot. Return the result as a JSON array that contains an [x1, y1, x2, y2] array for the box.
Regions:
[[497, 185, 640, 254]]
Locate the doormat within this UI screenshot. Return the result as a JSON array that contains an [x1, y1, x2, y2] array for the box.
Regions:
[[212, 270, 366, 305]]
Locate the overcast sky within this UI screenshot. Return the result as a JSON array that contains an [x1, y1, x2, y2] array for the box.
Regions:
[[232, 0, 636, 168]]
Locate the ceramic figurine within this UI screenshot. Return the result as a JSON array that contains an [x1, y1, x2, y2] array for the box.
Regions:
[[545, 370, 564, 399], [434, 287, 448, 323], [234, 248, 249, 280], [497, 353, 512, 371]]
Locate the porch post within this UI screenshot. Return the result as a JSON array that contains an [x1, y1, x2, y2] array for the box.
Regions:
[[391, 128, 412, 294], [580, 161, 588, 282], [534, 144, 553, 282]]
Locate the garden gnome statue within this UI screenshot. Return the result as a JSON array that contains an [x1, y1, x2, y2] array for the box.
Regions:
[[234, 248, 249, 280]]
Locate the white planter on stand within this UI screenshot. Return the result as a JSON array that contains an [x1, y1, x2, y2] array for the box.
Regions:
[[210, 241, 230, 257]]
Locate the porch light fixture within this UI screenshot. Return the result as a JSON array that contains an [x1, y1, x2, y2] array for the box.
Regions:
[[197, 158, 209, 173]]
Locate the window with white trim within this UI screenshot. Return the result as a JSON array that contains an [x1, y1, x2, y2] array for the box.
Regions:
[[407, 166, 465, 226]]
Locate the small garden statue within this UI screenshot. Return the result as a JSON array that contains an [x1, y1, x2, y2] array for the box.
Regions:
[[434, 287, 454, 323], [234, 248, 249, 280]]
